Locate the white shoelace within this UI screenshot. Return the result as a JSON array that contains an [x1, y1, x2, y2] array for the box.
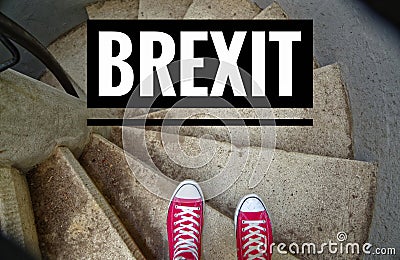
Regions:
[[173, 205, 201, 260], [241, 220, 268, 260]]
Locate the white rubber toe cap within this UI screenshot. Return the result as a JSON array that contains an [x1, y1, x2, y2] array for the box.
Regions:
[[175, 181, 202, 199], [239, 196, 266, 212]]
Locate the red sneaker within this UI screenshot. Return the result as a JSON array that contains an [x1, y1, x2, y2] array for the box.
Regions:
[[235, 194, 273, 260], [167, 180, 204, 260]]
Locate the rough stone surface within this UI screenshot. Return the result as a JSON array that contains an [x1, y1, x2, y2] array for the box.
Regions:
[[82, 134, 298, 259], [27, 147, 144, 259], [254, 1, 288, 19], [0, 70, 89, 171], [184, 0, 261, 19], [273, 64, 353, 158], [80, 134, 237, 259], [40, 24, 87, 93], [138, 0, 192, 19], [80, 134, 298, 259], [0, 167, 41, 258], [118, 128, 376, 259], [135, 64, 353, 159], [86, 0, 139, 19]]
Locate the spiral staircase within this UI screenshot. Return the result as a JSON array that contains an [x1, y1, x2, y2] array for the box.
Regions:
[[0, 1, 377, 259]]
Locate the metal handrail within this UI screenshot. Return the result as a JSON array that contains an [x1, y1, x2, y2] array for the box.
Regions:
[[0, 12, 79, 98], [0, 34, 20, 71]]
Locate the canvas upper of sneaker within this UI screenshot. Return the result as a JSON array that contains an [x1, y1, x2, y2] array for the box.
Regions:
[[167, 182, 204, 260], [235, 197, 273, 260]]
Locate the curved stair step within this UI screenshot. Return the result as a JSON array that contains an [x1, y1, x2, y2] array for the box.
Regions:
[[40, 24, 87, 93], [127, 64, 353, 159], [79, 134, 236, 259], [254, 1, 288, 20], [27, 147, 144, 259], [116, 127, 376, 259], [0, 167, 41, 259], [184, 0, 261, 19], [0, 70, 89, 171], [138, 0, 192, 19], [79, 134, 298, 259], [86, 0, 139, 19]]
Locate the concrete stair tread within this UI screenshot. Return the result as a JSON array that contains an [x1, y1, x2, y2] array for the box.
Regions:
[[79, 134, 298, 259], [0, 69, 89, 171], [27, 147, 144, 259], [184, 0, 261, 19], [79, 134, 236, 259], [40, 24, 87, 93], [0, 167, 40, 258], [128, 64, 353, 159], [114, 127, 376, 259], [138, 0, 192, 19], [86, 0, 140, 19], [254, 1, 288, 19]]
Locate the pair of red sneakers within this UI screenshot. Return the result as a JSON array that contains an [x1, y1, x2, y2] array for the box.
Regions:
[[167, 180, 273, 260]]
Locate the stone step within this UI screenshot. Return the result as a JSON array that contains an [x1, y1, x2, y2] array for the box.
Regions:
[[128, 64, 353, 159], [0, 167, 41, 258], [27, 147, 144, 259], [40, 24, 87, 93], [0, 69, 89, 171], [80, 134, 298, 259], [184, 0, 261, 19], [86, 0, 140, 19], [79, 134, 237, 259], [138, 0, 192, 19], [116, 127, 376, 258], [254, 1, 288, 20]]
